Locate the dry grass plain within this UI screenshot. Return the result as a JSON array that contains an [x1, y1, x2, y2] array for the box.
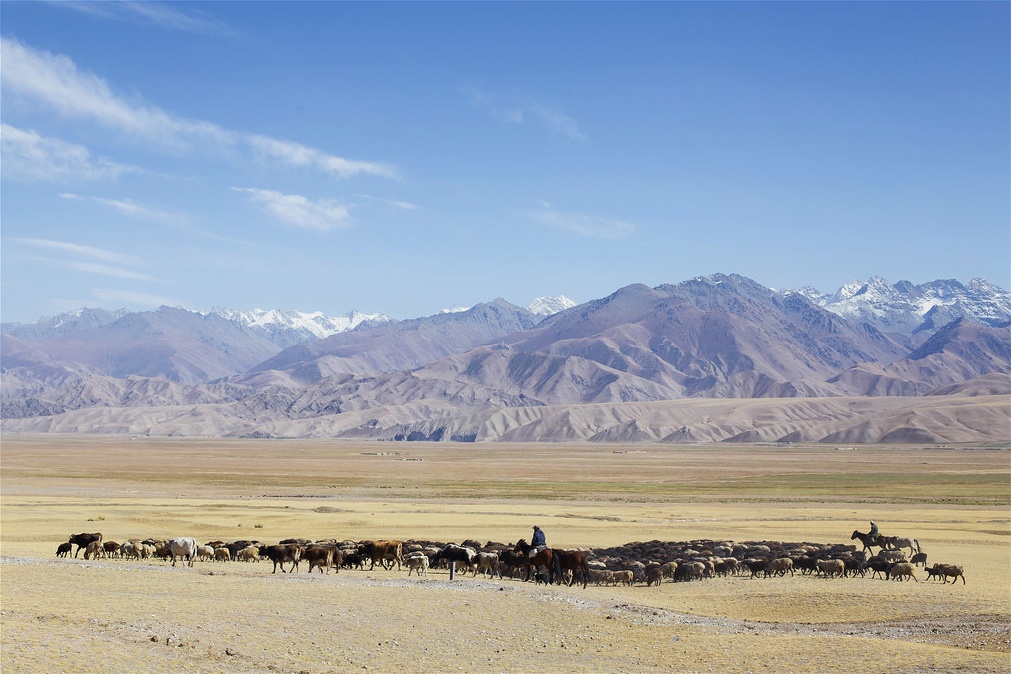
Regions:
[[1, 434, 1009, 674]]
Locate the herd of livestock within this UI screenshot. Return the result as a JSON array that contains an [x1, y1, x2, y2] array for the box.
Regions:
[[57, 530, 966, 587]]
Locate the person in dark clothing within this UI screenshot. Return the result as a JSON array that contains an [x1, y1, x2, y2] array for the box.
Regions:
[[529, 525, 546, 558]]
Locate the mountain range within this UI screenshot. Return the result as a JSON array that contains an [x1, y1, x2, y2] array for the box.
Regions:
[[2, 276, 1008, 443]]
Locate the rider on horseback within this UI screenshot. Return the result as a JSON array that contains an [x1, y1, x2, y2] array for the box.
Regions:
[[869, 520, 879, 544], [529, 525, 546, 558]]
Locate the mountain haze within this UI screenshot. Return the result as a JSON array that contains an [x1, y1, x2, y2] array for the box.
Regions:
[[2, 274, 1008, 443]]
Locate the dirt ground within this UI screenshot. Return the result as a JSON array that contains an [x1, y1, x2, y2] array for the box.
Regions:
[[1, 435, 1008, 673]]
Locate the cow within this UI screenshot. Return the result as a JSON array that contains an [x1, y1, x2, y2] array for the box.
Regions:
[[68, 533, 102, 558], [474, 552, 502, 579], [167, 537, 198, 567], [435, 544, 477, 575], [359, 540, 403, 571], [259, 544, 302, 573], [303, 545, 335, 574]]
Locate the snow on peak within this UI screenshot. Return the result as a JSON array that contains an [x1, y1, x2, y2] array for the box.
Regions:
[[799, 276, 1011, 332], [209, 307, 391, 340], [528, 295, 577, 316]]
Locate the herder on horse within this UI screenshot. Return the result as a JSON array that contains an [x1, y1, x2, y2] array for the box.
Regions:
[[529, 525, 547, 558]]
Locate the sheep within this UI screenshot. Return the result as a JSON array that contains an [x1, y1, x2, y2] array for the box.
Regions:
[[404, 552, 429, 577], [237, 546, 260, 563], [661, 561, 678, 579], [766, 557, 794, 578], [613, 570, 635, 586], [909, 551, 928, 567], [213, 547, 231, 562], [83, 540, 104, 560], [120, 541, 141, 560], [887, 562, 917, 582], [816, 559, 845, 578], [56, 542, 72, 557], [645, 566, 664, 586], [197, 545, 215, 562], [931, 563, 966, 585]]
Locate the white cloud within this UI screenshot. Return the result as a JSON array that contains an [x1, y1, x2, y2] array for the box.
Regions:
[[89, 195, 180, 222], [246, 135, 397, 180], [53, 1, 234, 35], [0, 38, 228, 147], [470, 89, 587, 142], [0, 38, 394, 178], [1, 124, 134, 181], [530, 203, 634, 239], [354, 193, 420, 210], [14, 238, 142, 266], [233, 187, 352, 232]]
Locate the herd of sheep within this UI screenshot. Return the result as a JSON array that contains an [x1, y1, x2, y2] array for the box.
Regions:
[[57, 532, 966, 586]]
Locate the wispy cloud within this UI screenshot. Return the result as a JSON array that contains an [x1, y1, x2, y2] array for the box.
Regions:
[[530, 202, 634, 239], [0, 38, 394, 178], [52, 1, 234, 36], [470, 89, 587, 142], [354, 193, 420, 210], [1, 124, 135, 181], [14, 237, 157, 283], [15, 238, 142, 266], [233, 187, 352, 232], [246, 135, 397, 180], [87, 195, 182, 224]]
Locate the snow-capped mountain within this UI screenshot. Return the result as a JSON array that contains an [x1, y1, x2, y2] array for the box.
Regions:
[[208, 307, 391, 348], [5, 274, 1007, 444], [797, 277, 1011, 337], [527, 295, 577, 316], [441, 296, 577, 317]]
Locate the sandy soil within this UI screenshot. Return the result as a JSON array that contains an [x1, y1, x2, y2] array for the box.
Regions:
[[1, 436, 1008, 673]]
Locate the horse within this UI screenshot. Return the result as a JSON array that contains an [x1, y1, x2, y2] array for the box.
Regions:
[[880, 536, 919, 556], [551, 549, 591, 589], [850, 530, 884, 555], [515, 539, 555, 584]]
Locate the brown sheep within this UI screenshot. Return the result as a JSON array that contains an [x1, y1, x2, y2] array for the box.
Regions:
[[83, 540, 104, 560], [931, 563, 966, 585], [816, 559, 845, 578], [766, 557, 794, 577], [887, 562, 918, 581]]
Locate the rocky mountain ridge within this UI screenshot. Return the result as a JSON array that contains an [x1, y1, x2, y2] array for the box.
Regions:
[[2, 274, 1008, 443]]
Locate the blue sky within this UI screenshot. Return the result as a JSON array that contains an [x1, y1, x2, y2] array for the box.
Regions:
[[2, 1, 1008, 324]]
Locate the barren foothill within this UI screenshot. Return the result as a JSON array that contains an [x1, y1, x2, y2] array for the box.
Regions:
[[1, 435, 1009, 673]]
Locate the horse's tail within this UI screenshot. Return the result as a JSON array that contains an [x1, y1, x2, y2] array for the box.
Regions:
[[581, 556, 591, 589], [914, 539, 921, 554], [552, 551, 562, 585]]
